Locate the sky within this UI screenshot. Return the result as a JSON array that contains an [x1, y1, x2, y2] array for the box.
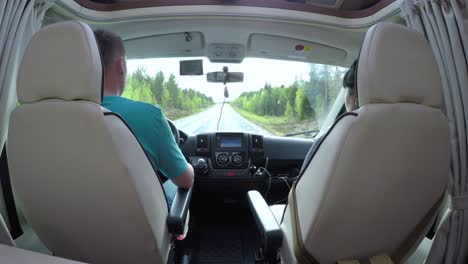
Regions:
[[127, 57, 311, 103]]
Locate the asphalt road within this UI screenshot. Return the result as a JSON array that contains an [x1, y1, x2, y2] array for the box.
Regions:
[[174, 103, 272, 136]]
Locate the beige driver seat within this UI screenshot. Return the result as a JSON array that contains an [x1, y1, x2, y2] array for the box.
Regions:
[[7, 21, 171, 263], [277, 23, 450, 263]]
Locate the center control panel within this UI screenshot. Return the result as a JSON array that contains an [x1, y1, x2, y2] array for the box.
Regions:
[[190, 132, 264, 179], [213, 133, 248, 169]]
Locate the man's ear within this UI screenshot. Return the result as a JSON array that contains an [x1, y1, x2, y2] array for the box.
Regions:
[[116, 56, 126, 76]]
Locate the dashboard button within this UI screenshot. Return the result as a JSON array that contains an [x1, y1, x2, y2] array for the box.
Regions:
[[197, 158, 207, 169], [232, 154, 243, 165], [217, 153, 230, 165]]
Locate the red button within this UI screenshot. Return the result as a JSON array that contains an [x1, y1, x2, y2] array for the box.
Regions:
[[226, 171, 235, 177], [295, 44, 304, 51]]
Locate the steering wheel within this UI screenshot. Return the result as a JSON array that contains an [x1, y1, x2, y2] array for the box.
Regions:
[[167, 119, 180, 146]]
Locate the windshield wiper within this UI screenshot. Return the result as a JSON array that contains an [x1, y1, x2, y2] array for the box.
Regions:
[[284, 130, 320, 137]]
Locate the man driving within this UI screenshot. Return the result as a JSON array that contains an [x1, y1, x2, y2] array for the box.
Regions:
[[94, 29, 194, 207]]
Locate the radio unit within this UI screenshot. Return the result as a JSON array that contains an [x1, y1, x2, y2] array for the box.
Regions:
[[212, 133, 248, 168]]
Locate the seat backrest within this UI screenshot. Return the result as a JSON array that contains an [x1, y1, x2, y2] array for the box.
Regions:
[[7, 21, 170, 264], [280, 23, 450, 263], [0, 244, 84, 264]]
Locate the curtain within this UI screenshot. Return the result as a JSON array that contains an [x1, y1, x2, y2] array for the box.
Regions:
[[0, 0, 53, 157], [401, 1, 468, 263], [0, 0, 54, 244]]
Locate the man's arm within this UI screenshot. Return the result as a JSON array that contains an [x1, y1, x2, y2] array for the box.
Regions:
[[171, 163, 194, 189], [152, 109, 194, 189]]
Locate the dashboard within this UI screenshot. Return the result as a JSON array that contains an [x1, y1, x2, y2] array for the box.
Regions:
[[169, 120, 316, 203], [179, 131, 314, 183]]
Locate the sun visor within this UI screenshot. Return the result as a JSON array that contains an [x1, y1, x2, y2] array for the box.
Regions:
[[124, 32, 204, 59], [247, 34, 347, 66]]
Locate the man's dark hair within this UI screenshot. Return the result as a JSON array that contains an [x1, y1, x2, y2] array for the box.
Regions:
[[93, 29, 125, 71], [342, 59, 358, 96]]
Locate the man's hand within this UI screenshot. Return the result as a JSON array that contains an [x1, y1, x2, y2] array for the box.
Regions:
[[171, 163, 194, 189]]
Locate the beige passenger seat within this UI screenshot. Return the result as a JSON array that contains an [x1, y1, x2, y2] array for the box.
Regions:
[[7, 20, 192, 264], [0, 244, 84, 263], [248, 22, 450, 264]]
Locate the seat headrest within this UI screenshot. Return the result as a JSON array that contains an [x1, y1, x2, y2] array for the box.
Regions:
[[18, 21, 102, 104], [357, 23, 442, 108]]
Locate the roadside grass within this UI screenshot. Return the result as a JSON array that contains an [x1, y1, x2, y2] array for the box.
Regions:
[[164, 105, 213, 120], [231, 105, 318, 137]]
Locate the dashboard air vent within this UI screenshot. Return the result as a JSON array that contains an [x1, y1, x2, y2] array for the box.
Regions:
[[197, 134, 209, 148], [251, 135, 263, 150]]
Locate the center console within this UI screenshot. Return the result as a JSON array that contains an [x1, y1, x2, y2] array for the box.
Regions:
[[213, 133, 248, 169], [184, 131, 310, 204], [190, 132, 264, 180]]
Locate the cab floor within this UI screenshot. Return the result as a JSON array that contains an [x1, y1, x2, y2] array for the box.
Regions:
[[187, 225, 259, 264], [185, 202, 261, 264]]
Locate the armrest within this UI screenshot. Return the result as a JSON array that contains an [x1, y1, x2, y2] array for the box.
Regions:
[[247, 190, 283, 261], [167, 187, 192, 236]]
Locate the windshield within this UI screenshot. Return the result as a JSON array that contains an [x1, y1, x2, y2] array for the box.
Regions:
[[124, 57, 347, 138]]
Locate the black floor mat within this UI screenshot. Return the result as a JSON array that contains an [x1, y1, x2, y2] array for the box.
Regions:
[[188, 225, 259, 264], [185, 191, 262, 264], [197, 228, 243, 263]]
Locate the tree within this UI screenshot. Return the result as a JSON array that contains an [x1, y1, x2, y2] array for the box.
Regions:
[[161, 85, 171, 108], [258, 89, 267, 116], [133, 66, 147, 84], [231, 63, 348, 125], [122, 73, 155, 105], [285, 101, 294, 120], [122, 69, 214, 115], [151, 71, 165, 104], [287, 82, 298, 108], [165, 74, 179, 108], [295, 89, 312, 121], [318, 65, 335, 113]]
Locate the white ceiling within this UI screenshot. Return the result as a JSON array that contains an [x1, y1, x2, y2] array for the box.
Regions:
[[86, 0, 384, 11], [109, 17, 362, 66], [47, 0, 404, 66]]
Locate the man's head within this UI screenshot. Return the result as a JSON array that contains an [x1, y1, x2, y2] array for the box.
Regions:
[[343, 60, 358, 112], [94, 29, 127, 96]]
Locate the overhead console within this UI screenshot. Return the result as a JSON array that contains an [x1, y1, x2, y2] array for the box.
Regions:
[[207, 43, 245, 63]]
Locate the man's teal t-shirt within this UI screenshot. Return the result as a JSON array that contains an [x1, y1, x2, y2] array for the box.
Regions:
[[102, 96, 187, 180]]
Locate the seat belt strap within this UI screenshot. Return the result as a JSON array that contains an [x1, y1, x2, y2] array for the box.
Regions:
[[0, 145, 23, 239], [280, 113, 358, 224], [297, 112, 357, 178]]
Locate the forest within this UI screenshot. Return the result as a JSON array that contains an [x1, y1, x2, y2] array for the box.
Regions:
[[121, 63, 348, 136], [122, 67, 215, 119], [231, 64, 347, 135]]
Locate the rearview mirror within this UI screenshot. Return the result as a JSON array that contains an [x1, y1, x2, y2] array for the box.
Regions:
[[207, 72, 244, 83]]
